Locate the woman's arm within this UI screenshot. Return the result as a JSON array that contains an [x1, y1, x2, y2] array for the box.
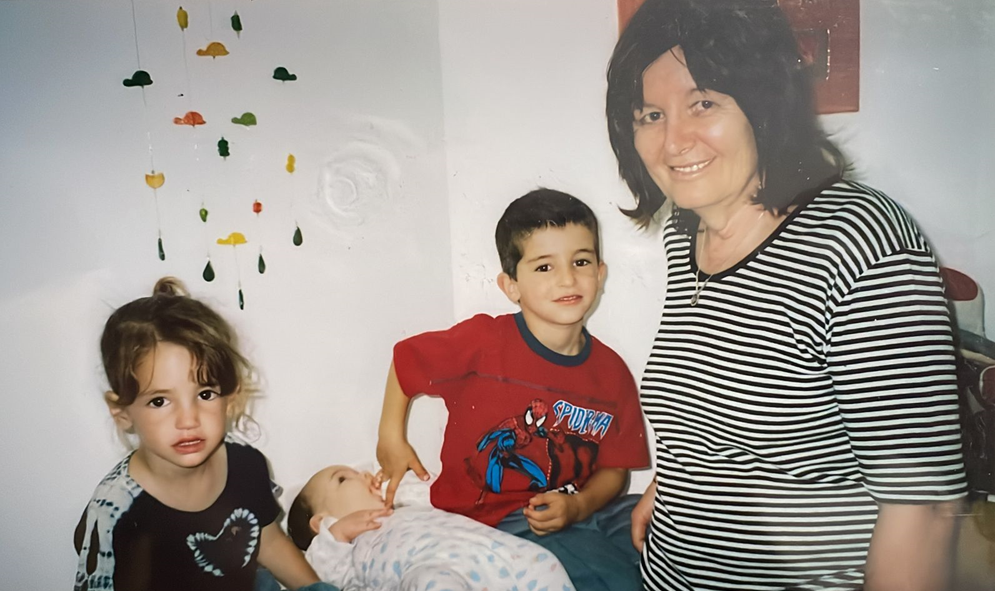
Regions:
[[258, 521, 320, 590], [864, 500, 962, 591], [631, 481, 655, 552]]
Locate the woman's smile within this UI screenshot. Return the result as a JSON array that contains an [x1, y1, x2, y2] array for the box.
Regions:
[[633, 47, 760, 216]]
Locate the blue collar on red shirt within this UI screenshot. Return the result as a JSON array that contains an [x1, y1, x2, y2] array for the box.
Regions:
[[513, 312, 591, 367]]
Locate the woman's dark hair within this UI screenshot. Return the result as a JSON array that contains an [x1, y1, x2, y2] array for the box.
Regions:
[[100, 277, 255, 429], [607, 0, 845, 230]]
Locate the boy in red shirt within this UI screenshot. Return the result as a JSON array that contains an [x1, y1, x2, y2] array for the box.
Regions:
[[378, 188, 649, 590]]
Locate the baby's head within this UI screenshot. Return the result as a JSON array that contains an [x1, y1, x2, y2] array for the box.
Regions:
[[288, 465, 385, 550]]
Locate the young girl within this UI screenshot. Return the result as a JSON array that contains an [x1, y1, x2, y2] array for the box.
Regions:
[[74, 277, 319, 591]]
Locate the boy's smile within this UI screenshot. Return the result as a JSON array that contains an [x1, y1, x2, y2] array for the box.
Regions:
[[499, 223, 606, 355]]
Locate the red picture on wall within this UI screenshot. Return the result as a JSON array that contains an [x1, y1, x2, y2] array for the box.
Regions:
[[617, 0, 859, 114]]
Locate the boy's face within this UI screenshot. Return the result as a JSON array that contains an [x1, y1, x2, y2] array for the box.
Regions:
[[304, 465, 384, 522], [499, 223, 606, 338]]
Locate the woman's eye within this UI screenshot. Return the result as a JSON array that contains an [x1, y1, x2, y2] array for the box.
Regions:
[[693, 100, 715, 112], [149, 397, 166, 408], [636, 110, 663, 124]]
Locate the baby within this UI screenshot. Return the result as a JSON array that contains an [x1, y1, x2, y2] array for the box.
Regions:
[[288, 465, 574, 590]]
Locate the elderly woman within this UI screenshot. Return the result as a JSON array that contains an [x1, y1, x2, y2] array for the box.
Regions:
[[606, 1, 967, 590]]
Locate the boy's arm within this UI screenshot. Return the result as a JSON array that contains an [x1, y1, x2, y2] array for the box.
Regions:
[[257, 522, 320, 589], [376, 362, 429, 506], [523, 467, 628, 535]]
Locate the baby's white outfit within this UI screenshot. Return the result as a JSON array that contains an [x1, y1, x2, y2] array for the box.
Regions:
[[306, 506, 574, 591]]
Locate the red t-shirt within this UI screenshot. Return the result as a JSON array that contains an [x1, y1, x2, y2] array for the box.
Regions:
[[393, 313, 649, 526]]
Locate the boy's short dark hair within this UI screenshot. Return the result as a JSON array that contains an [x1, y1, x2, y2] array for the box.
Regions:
[[495, 188, 601, 279], [287, 490, 316, 551]]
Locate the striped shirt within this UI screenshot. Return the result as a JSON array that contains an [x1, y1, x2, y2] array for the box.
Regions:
[[640, 182, 967, 591]]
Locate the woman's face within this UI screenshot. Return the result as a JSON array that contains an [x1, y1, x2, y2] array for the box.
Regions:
[[633, 47, 760, 216]]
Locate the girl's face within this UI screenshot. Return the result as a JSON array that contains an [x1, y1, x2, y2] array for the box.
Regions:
[[632, 46, 761, 217], [112, 341, 228, 476]]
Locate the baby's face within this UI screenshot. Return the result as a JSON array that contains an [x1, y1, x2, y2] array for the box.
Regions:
[[304, 465, 385, 519]]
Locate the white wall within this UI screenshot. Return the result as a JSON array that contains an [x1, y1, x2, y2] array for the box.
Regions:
[[0, 1, 453, 588], [822, 0, 995, 334], [1, 1, 992, 589]]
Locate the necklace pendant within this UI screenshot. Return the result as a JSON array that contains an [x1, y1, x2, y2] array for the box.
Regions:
[[690, 292, 700, 306]]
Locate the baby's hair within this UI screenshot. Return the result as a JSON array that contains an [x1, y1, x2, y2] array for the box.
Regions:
[[287, 488, 316, 550], [495, 188, 601, 280], [100, 277, 256, 433]]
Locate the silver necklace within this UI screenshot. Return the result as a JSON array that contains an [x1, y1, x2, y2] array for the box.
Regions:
[[690, 210, 766, 306]]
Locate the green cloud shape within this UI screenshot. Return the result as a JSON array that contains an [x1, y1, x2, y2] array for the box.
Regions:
[[123, 70, 153, 88], [273, 67, 298, 82], [231, 112, 257, 126]]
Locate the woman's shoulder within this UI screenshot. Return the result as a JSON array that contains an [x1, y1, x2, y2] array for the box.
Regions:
[[798, 180, 930, 252]]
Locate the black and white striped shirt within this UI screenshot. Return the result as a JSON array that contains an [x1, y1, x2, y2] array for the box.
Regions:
[[640, 182, 967, 591]]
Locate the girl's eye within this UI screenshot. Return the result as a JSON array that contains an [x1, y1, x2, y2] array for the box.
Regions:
[[148, 397, 166, 408], [198, 389, 220, 401]]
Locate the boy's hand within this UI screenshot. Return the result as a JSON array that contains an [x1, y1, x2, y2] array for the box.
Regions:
[[376, 438, 429, 508], [631, 482, 655, 552], [523, 492, 582, 535], [329, 507, 393, 544]]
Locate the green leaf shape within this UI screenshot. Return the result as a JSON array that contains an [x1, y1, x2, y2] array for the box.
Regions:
[[202, 260, 215, 282], [293, 226, 303, 246]]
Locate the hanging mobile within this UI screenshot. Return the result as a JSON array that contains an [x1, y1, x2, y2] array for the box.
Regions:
[[231, 11, 242, 38], [125, 0, 165, 260], [253, 200, 266, 273], [145, 171, 166, 260], [217, 232, 248, 309], [286, 154, 303, 246]]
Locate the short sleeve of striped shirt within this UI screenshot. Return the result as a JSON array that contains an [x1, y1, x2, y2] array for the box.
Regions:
[[826, 220, 966, 503]]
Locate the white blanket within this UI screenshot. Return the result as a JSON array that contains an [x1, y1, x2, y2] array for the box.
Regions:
[[306, 506, 574, 591]]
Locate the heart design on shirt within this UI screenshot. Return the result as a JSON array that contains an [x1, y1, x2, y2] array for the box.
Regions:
[[186, 508, 260, 576]]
